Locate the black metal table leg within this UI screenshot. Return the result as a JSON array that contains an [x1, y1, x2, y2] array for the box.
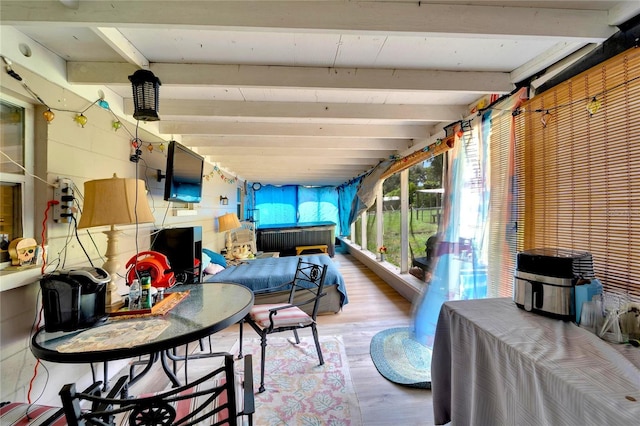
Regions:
[[128, 353, 157, 386], [160, 350, 181, 388]]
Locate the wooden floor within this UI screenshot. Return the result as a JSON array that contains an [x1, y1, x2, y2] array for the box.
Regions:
[[118, 252, 434, 425]]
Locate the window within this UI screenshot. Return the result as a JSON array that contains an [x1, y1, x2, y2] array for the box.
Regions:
[[365, 200, 378, 253], [408, 158, 442, 265], [353, 215, 362, 246], [373, 157, 443, 269], [381, 177, 400, 265], [0, 96, 34, 266]]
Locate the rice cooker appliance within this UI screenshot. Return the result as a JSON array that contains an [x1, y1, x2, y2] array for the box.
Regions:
[[514, 248, 594, 320]]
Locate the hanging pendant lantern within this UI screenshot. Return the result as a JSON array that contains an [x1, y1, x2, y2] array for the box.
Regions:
[[128, 69, 161, 121]]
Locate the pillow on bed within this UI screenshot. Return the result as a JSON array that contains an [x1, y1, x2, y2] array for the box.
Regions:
[[204, 263, 225, 276], [201, 251, 211, 270], [203, 248, 227, 268]]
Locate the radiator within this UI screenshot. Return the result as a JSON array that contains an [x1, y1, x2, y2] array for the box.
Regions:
[[257, 224, 335, 256]]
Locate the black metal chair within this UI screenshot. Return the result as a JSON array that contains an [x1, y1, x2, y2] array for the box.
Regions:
[[59, 353, 254, 426], [239, 258, 327, 392]]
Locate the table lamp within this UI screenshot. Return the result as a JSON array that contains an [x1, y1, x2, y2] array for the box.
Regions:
[[218, 212, 241, 253], [78, 174, 155, 312]]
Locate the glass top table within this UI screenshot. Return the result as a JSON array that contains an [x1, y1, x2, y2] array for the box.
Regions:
[[31, 283, 254, 364]]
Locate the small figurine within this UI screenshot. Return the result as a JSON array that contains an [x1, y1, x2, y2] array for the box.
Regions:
[[8, 237, 38, 266]]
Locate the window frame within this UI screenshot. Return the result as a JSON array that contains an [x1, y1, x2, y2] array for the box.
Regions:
[[0, 94, 35, 270]]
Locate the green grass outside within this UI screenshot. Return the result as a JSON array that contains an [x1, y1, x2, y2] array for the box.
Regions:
[[366, 209, 440, 266]]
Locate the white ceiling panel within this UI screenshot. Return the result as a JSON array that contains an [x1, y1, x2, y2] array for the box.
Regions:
[[15, 26, 124, 61], [370, 36, 562, 71], [2, 0, 638, 186], [119, 28, 344, 66]]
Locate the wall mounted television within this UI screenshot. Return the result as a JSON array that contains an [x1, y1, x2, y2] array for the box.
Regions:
[[163, 141, 205, 203]]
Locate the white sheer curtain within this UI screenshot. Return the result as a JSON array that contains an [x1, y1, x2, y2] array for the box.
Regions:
[[412, 88, 528, 350]]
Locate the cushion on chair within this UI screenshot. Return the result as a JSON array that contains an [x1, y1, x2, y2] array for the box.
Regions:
[[0, 402, 66, 426], [250, 303, 314, 328]]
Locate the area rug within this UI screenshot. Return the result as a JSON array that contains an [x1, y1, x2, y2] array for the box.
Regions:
[[232, 335, 362, 426], [370, 327, 432, 389]]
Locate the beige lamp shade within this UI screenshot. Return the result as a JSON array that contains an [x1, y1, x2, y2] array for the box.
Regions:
[[78, 174, 155, 228], [218, 212, 241, 233]]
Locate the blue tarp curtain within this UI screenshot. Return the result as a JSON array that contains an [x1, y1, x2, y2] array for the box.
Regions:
[[298, 186, 340, 225], [248, 162, 389, 237], [252, 184, 343, 235], [254, 185, 298, 225], [337, 177, 363, 236]]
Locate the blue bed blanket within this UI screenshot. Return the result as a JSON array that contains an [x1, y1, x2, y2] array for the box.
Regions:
[[204, 254, 348, 306]]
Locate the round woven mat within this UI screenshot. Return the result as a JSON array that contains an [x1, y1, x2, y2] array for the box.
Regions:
[[369, 327, 431, 389]]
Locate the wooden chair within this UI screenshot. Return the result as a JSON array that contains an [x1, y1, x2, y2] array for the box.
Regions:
[[59, 353, 254, 426], [239, 258, 327, 392]]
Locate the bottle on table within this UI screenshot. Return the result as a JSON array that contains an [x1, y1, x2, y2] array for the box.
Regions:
[[129, 279, 141, 310], [140, 276, 153, 309]]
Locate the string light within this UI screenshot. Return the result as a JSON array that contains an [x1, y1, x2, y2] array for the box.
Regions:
[[204, 165, 238, 184], [586, 97, 601, 116], [1, 55, 188, 165], [43, 109, 55, 123], [540, 110, 551, 128], [73, 113, 88, 127], [509, 75, 640, 127]]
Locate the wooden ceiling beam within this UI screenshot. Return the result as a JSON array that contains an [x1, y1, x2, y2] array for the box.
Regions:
[[200, 147, 394, 159], [69, 61, 513, 93], [184, 136, 411, 151], [216, 156, 378, 167], [1, 1, 616, 40], [160, 121, 427, 139], [126, 99, 467, 122]]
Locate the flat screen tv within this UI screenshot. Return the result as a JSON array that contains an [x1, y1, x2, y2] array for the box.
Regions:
[[164, 141, 204, 203]]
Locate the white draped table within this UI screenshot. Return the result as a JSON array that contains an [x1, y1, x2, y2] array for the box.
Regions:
[[432, 298, 640, 425]]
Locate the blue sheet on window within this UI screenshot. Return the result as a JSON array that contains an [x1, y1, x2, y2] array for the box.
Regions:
[[204, 254, 348, 306]]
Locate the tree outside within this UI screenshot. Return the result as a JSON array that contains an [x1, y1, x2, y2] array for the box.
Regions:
[[350, 155, 444, 270], [380, 156, 443, 267]]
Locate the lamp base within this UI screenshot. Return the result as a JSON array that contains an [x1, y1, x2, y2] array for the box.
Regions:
[[225, 231, 233, 251], [102, 227, 125, 313]]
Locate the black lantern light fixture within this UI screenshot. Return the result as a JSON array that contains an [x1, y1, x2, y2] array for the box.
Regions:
[[128, 69, 161, 121]]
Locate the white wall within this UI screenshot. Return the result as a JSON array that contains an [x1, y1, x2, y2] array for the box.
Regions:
[[0, 65, 240, 405]]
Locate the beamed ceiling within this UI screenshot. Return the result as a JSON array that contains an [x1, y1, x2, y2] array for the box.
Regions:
[[1, 0, 639, 186]]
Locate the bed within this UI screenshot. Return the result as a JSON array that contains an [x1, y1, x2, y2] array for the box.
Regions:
[[204, 254, 347, 314]]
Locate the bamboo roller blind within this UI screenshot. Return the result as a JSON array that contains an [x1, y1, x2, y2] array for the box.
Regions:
[[515, 48, 640, 301], [487, 108, 519, 298]]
